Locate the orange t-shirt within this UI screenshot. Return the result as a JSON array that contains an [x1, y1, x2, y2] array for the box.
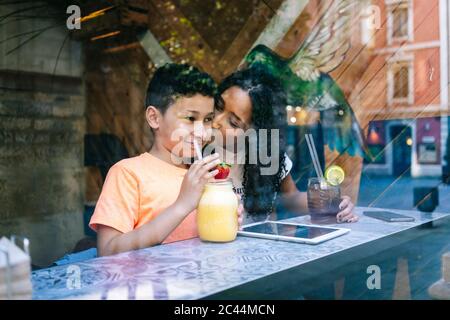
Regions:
[[89, 152, 197, 244]]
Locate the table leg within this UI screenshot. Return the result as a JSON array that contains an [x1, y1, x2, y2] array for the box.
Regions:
[[393, 257, 411, 300]]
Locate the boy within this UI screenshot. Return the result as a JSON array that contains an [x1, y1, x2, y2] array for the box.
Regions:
[[90, 64, 241, 256]]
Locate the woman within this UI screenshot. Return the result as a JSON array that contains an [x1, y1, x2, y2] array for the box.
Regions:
[[211, 66, 358, 224]]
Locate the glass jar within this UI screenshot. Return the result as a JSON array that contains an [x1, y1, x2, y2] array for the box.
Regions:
[[197, 180, 238, 242], [307, 177, 341, 224]]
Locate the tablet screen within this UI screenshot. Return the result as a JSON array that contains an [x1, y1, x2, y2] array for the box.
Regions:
[[242, 222, 337, 239]]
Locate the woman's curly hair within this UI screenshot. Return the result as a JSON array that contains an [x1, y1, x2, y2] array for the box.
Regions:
[[216, 66, 287, 218]]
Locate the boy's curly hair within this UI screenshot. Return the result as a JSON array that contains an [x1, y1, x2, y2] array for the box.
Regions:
[[216, 66, 287, 218], [145, 63, 217, 112]]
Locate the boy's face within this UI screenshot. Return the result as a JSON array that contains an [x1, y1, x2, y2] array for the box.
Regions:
[[154, 94, 215, 159]]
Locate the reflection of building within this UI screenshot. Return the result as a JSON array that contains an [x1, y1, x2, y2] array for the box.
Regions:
[[356, 0, 449, 177]]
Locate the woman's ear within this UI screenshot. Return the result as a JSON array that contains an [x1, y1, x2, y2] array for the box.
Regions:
[[146, 106, 161, 130]]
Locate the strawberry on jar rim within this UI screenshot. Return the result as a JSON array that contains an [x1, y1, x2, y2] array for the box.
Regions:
[[214, 162, 232, 180]]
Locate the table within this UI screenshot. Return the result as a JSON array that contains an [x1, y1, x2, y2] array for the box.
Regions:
[[31, 207, 450, 299]]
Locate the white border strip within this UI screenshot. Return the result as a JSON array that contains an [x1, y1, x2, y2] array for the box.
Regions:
[[374, 41, 441, 54], [138, 30, 172, 66]]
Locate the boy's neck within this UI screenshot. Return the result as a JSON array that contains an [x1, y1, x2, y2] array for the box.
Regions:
[[149, 141, 189, 169]]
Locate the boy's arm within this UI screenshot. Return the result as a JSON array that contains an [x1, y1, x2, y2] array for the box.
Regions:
[[97, 201, 190, 256], [97, 153, 221, 256]]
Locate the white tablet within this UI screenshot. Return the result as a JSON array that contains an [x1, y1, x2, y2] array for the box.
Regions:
[[237, 221, 350, 245]]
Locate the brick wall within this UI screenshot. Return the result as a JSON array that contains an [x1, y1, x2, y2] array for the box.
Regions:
[[0, 5, 85, 266], [0, 72, 86, 266]]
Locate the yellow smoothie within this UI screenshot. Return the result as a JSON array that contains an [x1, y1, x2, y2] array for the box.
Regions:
[[197, 180, 238, 242]]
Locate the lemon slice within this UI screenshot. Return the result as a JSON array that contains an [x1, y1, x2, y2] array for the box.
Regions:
[[325, 165, 345, 186]]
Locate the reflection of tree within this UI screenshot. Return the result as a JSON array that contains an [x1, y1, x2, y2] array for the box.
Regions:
[[0, 0, 288, 80], [0, 0, 81, 80]]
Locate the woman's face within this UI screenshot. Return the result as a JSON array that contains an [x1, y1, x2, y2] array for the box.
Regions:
[[212, 86, 252, 151]]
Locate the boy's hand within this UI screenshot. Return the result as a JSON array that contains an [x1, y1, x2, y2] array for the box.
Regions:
[[176, 153, 221, 213], [336, 196, 358, 223]]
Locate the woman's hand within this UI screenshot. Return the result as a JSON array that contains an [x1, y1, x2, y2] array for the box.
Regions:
[[337, 196, 358, 223], [237, 195, 244, 230]]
